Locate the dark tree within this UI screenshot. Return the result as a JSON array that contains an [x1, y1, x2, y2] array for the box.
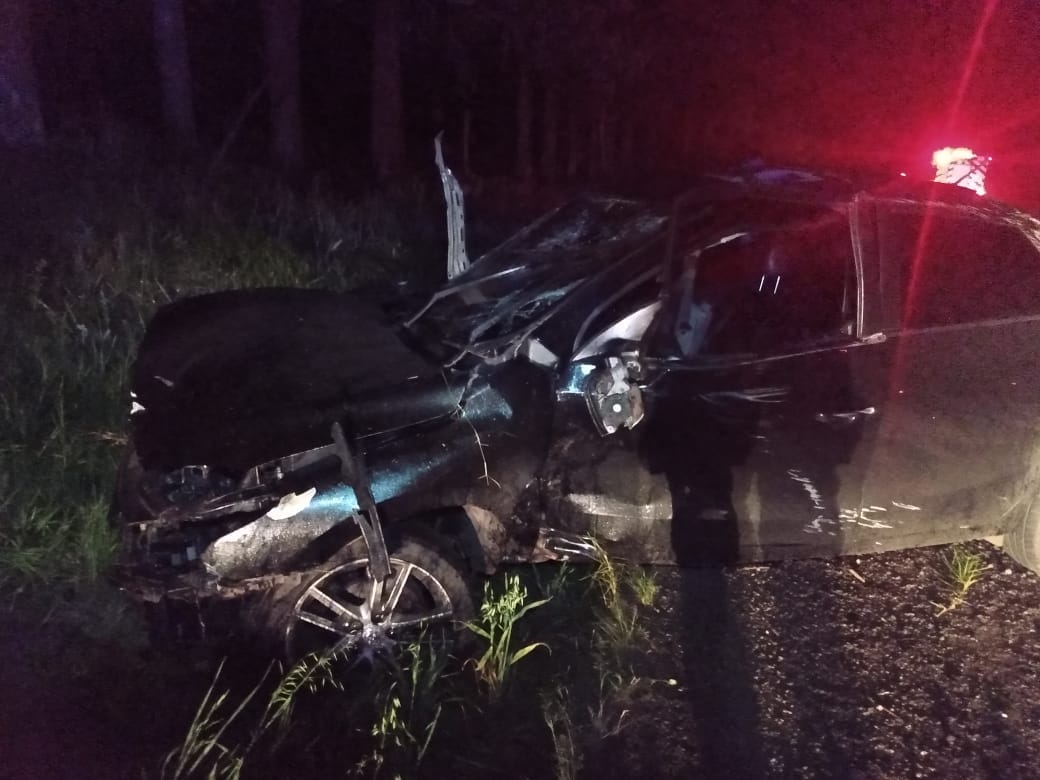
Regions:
[[539, 80, 558, 181], [371, 0, 405, 180], [152, 0, 197, 152], [261, 0, 305, 178], [515, 63, 532, 181], [0, 0, 44, 145]]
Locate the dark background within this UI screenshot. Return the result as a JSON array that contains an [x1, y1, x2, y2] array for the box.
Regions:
[[7, 0, 1040, 203]]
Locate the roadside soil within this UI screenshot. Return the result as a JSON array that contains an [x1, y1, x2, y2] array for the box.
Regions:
[[3, 540, 1039, 779], [581, 540, 1040, 779]]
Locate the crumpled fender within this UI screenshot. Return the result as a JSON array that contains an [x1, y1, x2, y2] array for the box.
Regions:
[[130, 287, 440, 470]]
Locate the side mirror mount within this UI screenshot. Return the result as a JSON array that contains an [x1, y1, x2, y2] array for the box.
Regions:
[[584, 352, 645, 436]]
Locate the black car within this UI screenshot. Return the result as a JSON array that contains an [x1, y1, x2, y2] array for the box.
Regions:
[[110, 169, 1040, 656]]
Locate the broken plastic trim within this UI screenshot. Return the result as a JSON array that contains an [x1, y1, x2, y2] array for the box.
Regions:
[[331, 421, 392, 583]]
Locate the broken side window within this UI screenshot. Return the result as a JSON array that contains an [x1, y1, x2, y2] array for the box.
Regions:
[[877, 207, 1040, 329], [663, 214, 856, 359]]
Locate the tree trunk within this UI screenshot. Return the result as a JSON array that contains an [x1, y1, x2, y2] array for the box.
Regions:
[[596, 104, 613, 180], [462, 107, 473, 176], [680, 100, 697, 165], [152, 0, 196, 153], [566, 102, 581, 181], [260, 0, 304, 178], [540, 81, 558, 184], [371, 0, 405, 181], [515, 66, 532, 182], [0, 0, 43, 145], [620, 112, 635, 175]]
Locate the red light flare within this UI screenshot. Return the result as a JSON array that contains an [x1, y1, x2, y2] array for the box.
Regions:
[[932, 147, 989, 196], [885, 0, 1000, 418]]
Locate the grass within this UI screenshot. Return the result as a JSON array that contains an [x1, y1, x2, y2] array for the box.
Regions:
[[523, 542, 663, 778], [358, 638, 455, 777], [155, 547, 660, 778], [542, 686, 583, 780], [162, 650, 353, 780], [466, 572, 551, 701], [584, 537, 657, 664], [933, 544, 991, 615], [161, 658, 265, 780], [0, 287, 133, 592], [628, 565, 659, 608]]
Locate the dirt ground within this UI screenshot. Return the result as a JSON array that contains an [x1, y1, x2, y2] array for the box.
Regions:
[[583, 540, 1040, 779], [3, 540, 1040, 779]]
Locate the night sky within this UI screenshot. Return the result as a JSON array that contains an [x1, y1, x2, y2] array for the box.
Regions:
[[22, 0, 1040, 203]]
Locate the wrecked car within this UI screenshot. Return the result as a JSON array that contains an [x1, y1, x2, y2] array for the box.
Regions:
[[110, 171, 1040, 656]]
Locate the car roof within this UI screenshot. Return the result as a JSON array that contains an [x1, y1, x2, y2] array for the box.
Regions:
[[672, 166, 1040, 251], [863, 182, 1040, 252]]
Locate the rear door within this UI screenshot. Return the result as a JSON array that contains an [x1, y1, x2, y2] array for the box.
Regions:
[[854, 202, 1040, 549]]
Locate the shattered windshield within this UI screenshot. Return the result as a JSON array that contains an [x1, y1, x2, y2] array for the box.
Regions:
[[406, 197, 667, 357]]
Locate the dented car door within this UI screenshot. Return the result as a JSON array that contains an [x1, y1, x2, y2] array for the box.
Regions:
[[637, 206, 883, 562]]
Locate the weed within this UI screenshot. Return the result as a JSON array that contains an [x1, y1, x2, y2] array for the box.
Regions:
[[586, 672, 632, 740], [348, 636, 458, 778], [163, 651, 350, 779], [161, 659, 267, 780], [542, 685, 583, 780], [0, 496, 118, 592], [933, 544, 991, 615], [584, 537, 648, 661], [627, 565, 659, 608], [532, 561, 577, 602], [264, 651, 345, 733], [466, 573, 551, 701], [588, 538, 624, 617]]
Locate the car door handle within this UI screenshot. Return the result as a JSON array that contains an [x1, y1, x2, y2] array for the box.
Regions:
[[814, 406, 877, 424]]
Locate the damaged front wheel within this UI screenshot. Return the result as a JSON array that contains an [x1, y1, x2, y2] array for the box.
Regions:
[[266, 531, 474, 661]]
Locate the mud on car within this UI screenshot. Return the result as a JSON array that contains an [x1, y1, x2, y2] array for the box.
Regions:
[[110, 169, 1040, 656]]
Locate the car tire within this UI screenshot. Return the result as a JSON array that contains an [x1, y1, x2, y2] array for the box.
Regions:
[[261, 526, 476, 660], [1007, 495, 1040, 575]]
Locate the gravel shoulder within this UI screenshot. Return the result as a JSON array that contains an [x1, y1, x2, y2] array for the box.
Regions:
[[595, 540, 1040, 778]]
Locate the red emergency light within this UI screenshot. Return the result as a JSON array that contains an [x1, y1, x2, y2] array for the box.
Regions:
[[932, 147, 990, 196]]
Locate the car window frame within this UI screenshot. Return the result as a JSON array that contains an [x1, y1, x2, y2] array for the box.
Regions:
[[871, 200, 1040, 335], [642, 211, 866, 369]]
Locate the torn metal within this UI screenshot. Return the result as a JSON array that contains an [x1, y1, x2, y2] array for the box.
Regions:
[[434, 132, 470, 279]]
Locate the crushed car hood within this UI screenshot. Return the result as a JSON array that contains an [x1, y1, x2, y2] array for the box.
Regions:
[[131, 287, 452, 471]]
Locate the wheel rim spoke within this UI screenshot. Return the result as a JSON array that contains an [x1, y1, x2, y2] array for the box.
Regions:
[[380, 562, 414, 620], [296, 609, 354, 636], [307, 585, 363, 623], [386, 605, 453, 631]]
